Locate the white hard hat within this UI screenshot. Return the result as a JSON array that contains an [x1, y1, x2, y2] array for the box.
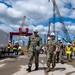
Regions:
[[58, 38, 61, 41], [33, 28, 38, 32], [47, 37, 51, 40], [50, 32, 55, 36], [18, 46, 21, 49], [67, 42, 70, 45], [60, 40, 62, 42], [9, 40, 11, 42], [15, 41, 18, 43]]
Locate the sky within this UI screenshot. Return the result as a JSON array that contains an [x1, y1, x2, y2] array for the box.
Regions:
[[0, 0, 75, 45]]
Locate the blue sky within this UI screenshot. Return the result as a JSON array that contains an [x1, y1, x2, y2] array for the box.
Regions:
[[0, 0, 75, 44]]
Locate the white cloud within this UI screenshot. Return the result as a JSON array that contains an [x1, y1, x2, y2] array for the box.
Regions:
[[0, 24, 13, 33], [67, 25, 75, 34], [0, 3, 7, 13], [7, 8, 22, 18], [69, 10, 75, 18], [0, 0, 75, 41]]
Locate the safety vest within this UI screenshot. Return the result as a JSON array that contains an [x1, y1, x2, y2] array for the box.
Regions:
[[13, 44, 18, 50], [8, 43, 11, 49], [73, 46, 75, 51], [13, 48, 17, 50], [66, 46, 71, 54]]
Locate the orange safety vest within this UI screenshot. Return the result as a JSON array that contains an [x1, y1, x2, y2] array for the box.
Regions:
[[13, 44, 18, 50], [66, 46, 71, 54]]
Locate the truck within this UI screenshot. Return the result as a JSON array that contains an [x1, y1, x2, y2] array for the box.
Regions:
[[0, 29, 8, 57]]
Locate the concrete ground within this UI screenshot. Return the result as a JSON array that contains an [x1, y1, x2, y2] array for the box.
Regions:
[[0, 54, 75, 75]]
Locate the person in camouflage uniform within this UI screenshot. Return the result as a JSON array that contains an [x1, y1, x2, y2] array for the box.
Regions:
[[26, 28, 42, 72], [56, 38, 61, 63], [57, 39, 64, 64], [46, 32, 58, 72]]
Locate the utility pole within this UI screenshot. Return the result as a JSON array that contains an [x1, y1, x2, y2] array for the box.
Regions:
[[44, 34, 46, 45], [48, 19, 50, 36]]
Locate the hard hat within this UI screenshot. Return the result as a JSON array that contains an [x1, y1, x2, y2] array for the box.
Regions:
[[15, 41, 18, 43], [50, 32, 55, 36], [60, 40, 62, 43], [18, 46, 21, 49], [47, 37, 51, 40], [33, 28, 38, 32], [67, 42, 70, 45], [9, 40, 11, 42], [58, 38, 61, 41]]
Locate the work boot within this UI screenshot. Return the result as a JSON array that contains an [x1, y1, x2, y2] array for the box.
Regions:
[[61, 60, 64, 64], [57, 60, 59, 63], [35, 66, 38, 70], [46, 67, 50, 72], [26, 66, 31, 72], [69, 59, 72, 62], [51, 66, 54, 71]]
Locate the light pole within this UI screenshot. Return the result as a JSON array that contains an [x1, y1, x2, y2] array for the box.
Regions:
[[44, 33, 47, 45]]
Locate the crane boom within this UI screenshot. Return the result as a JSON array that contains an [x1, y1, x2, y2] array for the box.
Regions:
[[18, 16, 26, 44], [51, 0, 71, 42], [21, 16, 26, 30]]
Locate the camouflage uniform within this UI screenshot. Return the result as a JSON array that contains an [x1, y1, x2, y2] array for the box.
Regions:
[[27, 34, 42, 71], [59, 43, 64, 63], [46, 40, 57, 72], [56, 42, 60, 63]]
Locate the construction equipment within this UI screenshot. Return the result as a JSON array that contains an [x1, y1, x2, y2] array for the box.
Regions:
[[10, 16, 32, 43], [52, 0, 55, 34], [18, 16, 26, 44], [21, 16, 26, 30], [48, 0, 71, 42]]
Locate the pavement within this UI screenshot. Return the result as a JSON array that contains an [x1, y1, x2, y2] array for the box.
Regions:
[[0, 54, 75, 75]]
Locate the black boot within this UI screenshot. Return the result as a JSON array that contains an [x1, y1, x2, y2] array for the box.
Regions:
[[35, 66, 38, 70], [61, 60, 64, 64], [26, 66, 31, 72], [57, 60, 59, 63]]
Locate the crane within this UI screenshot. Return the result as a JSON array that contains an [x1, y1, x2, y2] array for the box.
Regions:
[[18, 16, 26, 44], [48, 0, 71, 42], [21, 16, 26, 30]]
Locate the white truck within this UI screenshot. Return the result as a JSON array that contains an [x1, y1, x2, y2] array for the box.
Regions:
[[0, 29, 8, 57]]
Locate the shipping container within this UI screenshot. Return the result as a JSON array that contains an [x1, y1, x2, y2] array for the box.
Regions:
[[0, 29, 8, 57]]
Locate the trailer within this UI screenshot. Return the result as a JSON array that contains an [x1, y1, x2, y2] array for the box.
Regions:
[[0, 29, 8, 57]]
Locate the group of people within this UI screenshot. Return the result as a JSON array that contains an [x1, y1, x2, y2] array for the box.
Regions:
[[7, 41, 20, 55], [26, 28, 75, 73]]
